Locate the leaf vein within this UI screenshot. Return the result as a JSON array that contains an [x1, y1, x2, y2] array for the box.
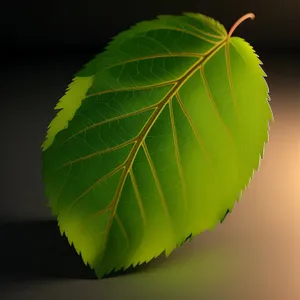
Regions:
[[96, 166, 130, 262], [168, 100, 187, 211], [57, 139, 136, 170], [129, 169, 147, 227], [195, 17, 226, 36], [182, 22, 225, 39], [225, 41, 240, 120], [52, 164, 72, 208], [60, 104, 158, 147], [115, 213, 129, 252], [66, 164, 125, 214], [140, 26, 219, 45], [142, 141, 171, 221], [175, 92, 211, 163], [230, 41, 247, 65], [141, 34, 173, 54], [85, 80, 176, 99], [200, 66, 234, 144], [80, 204, 113, 232]]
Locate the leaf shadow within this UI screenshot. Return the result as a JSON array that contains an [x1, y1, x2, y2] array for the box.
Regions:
[[0, 220, 96, 281], [0, 205, 233, 282], [0, 220, 176, 282]]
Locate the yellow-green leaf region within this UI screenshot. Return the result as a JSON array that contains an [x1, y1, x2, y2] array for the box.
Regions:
[[42, 12, 273, 278]]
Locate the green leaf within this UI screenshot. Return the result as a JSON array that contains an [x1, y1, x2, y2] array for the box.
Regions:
[[41, 12, 273, 278]]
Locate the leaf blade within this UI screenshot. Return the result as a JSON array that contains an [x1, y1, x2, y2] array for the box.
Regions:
[[42, 13, 273, 278]]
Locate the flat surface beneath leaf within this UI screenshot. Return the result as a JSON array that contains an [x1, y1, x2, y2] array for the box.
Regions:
[[0, 54, 299, 299]]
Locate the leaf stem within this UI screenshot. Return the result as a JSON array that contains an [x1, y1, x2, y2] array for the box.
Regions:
[[227, 13, 255, 39]]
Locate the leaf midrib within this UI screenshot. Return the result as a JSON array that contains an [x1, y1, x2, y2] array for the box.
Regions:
[[93, 38, 228, 264]]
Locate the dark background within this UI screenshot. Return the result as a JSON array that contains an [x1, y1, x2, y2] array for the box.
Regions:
[[1, 1, 299, 299], [2, 0, 300, 54]]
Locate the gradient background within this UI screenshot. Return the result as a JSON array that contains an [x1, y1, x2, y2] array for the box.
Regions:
[[1, 0, 299, 299]]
